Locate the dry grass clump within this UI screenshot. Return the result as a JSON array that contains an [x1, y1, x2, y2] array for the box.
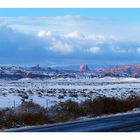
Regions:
[[1, 96, 140, 130]]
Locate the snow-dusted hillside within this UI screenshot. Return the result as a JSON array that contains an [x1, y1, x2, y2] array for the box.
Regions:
[[0, 78, 140, 109]]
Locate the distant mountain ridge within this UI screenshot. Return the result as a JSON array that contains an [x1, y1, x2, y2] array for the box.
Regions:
[[93, 64, 140, 77], [0, 64, 139, 79]]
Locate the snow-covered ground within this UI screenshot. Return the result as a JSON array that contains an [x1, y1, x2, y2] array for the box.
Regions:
[[0, 77, 140, 109]]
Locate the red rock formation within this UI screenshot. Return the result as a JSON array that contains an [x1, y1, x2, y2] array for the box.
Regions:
[[80, 64, 89, 72]]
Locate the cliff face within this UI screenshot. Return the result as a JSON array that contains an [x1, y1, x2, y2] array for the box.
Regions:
[[93, 64, 140, 78], [0, 64, 140, 80], [80, 64, 90, 72]]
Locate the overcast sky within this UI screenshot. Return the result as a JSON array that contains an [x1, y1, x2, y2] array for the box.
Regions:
[[0, 8, 140, 66]]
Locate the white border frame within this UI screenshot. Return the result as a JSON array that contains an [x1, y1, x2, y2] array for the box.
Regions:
[[0, 0, 140, 139], [0, 0, 139, 8]]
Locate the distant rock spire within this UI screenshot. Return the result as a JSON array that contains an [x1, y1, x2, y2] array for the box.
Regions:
[[80, 64, 90, 72]]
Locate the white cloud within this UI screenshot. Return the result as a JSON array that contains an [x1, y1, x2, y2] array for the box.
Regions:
[[0, 25, 139, 65], [49, 41, 73, 54], [1, 15, 140, 42], [37, 30, 52, 38], [137, 48, 140, 54], [37, 30, 46, 38], [0, 15, 113, 36], [89, 47, 100, 54], [64, 31, 81, 39], [110, 46, 123, 53]]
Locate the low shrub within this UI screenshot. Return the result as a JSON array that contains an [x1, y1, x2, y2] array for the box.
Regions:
[[81, 96, 140, 116], [81, 97, 127, 116], [50, 100, 82, 122], [1, 96, 140, 130], [0, 102, 51, 129]]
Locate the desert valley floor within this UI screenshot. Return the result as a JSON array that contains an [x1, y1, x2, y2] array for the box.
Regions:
[[0, 77, 140, 109]]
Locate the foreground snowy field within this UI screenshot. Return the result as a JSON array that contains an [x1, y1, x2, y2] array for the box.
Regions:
[[0, 77, 140, 109]]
